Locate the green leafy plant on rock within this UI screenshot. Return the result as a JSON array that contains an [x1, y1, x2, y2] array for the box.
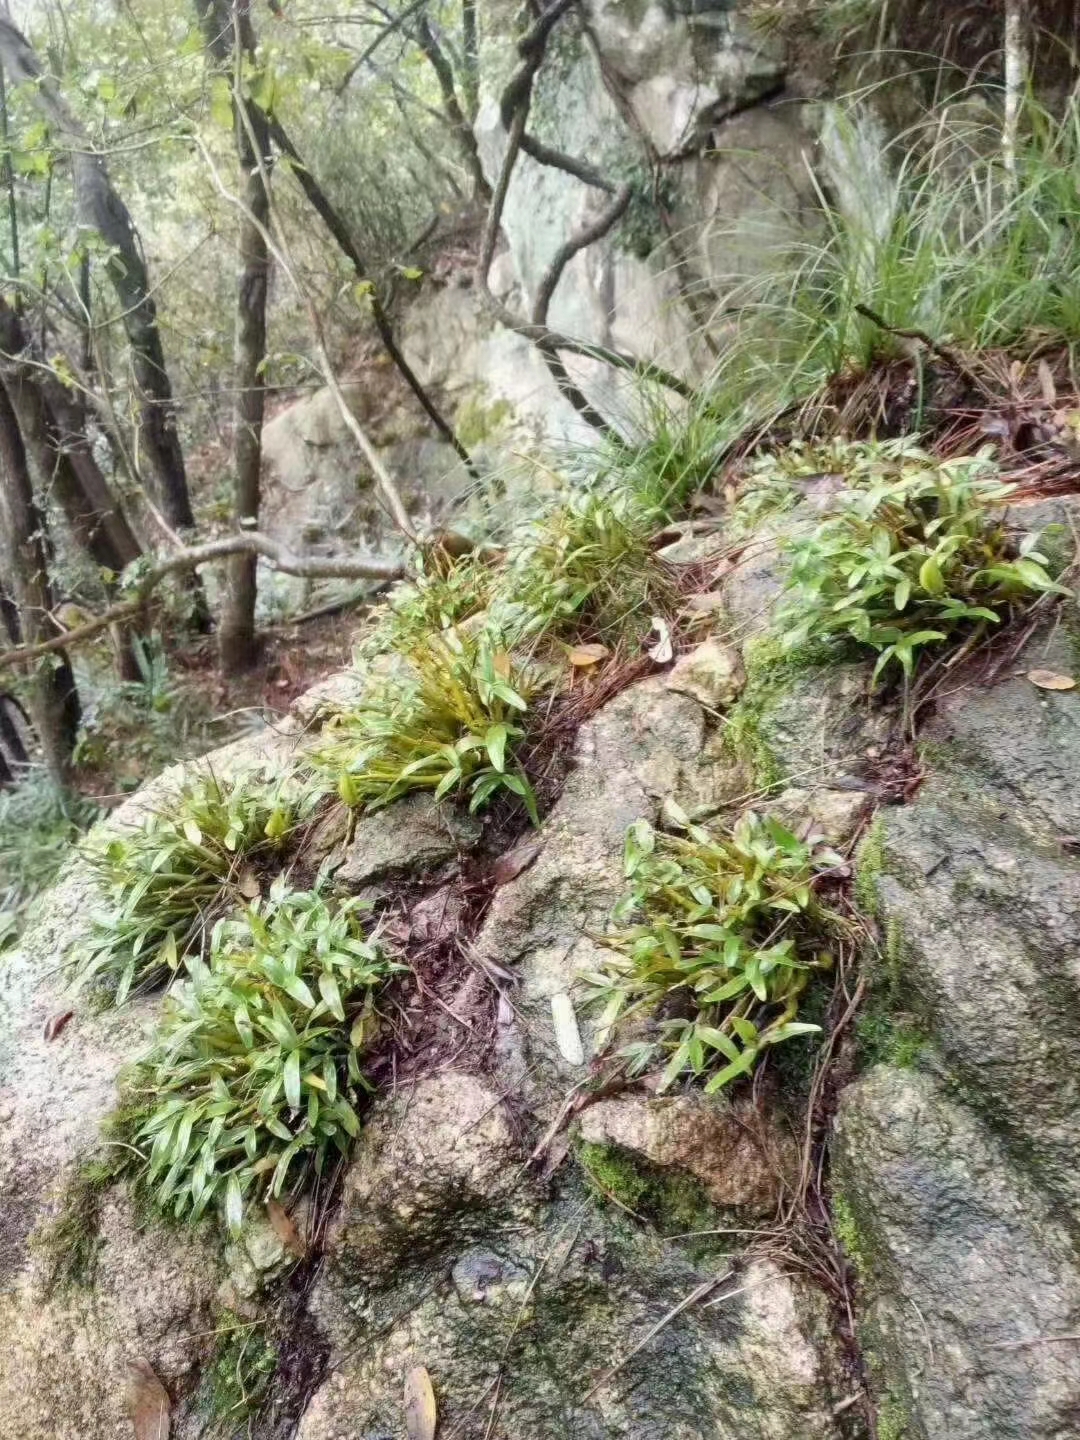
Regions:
[[777, 448, 1064, 681], [586, 807, 842, 1092], [75, 771, 299, 1003], [130, 879, 399, 1233], [314, 631, 542, 824]]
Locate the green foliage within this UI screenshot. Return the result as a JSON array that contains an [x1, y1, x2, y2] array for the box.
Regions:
[[130, 880, 398, 1233], [855, 1009, 926, 1070], [493, 477, 676, 645], [777, 448, 1063, 681], [831, 1193, 864, 1270], [74, 635, 222, 785], [314, 631, 542, 823], [75, 771, 300, 1003], [0, 775, 98, 952], [586, 807, 841, 1093]]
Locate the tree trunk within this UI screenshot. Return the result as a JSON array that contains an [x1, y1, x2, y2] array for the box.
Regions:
[[195, 0, 271, 673], [0, 7, 196, 538], [1003, 0, 1030, 185], [413, 16, 489, 202], [0, 299, 144, 678], [0, 379, 79, 790]]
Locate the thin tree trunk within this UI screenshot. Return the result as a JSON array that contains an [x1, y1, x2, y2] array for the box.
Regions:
[[1003, 0, 1029, 186], [0, 299, 144, 677], [196, 0, 271, 672], [0, 6, 196, 538], [413, 15, 489, 202], [0, 378, 79, 790], [461, 0, 479, 122]]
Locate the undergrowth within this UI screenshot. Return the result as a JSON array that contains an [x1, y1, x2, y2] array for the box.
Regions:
[[0, 774, 99, 952], [313, 631, 543, 824], [586, 806, 845, 1092]]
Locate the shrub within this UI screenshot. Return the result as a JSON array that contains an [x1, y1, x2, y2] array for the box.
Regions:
[[314, 631, 542, 823], [776, 447, 1064, 681], [130, 880, 399, 1232], [75, 771, 299, 1002], [585, 807, 841, 1093]]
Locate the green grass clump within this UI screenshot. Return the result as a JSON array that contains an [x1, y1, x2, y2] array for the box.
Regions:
[[130, 880, 399, 1233], [777, 448, 1063, 681], [75, 771, 299, 1003], [586, 807, 842, 1093], [0, 773, 99, 952], [314, 631, 543, 824]]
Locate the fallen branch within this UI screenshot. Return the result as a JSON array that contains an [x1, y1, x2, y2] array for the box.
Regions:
[[0, 534, 402, 671]]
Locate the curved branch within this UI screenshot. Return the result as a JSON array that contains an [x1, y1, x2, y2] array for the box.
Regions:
[[476, 0, 695, 432], [532, 183, 631, 326], [0, 534, 403, 672], [519, 132, 615, 192]]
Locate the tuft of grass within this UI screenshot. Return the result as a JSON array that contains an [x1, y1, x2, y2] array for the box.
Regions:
[[777, 446, 1063, 682], [128, 879, 400, 1233], [74, 770, 302, 1003], [313, 631, 543, 824], [585, 806, 844, 1093]]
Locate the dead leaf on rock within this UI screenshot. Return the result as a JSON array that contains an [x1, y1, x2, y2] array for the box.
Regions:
[[568, 643, 610, 667], [1028, 669, 1077, 691], [404, 1364, 437, 1440], [267, 1198, 306, 1259], [492, 838, 542, 887], [43, 1010, 74, 1042], [127, 1358, 171, 1440], [646, 617, 673, 665]]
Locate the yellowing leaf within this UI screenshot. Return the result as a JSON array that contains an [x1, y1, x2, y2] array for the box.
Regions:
[[568, 643, 609, 667], [404, 1365, 437, 1440], [1028, 669, 1077, 691], [127, 1358, 171, 1440], [267, 1198, 306, 1259], [492, 650, 512, 680]]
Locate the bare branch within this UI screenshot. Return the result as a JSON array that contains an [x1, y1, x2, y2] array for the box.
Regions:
[[195, 133, 420, 544], [476, 0, 694, 431], [531, 183, 632, 326], [0, 534, 402, 673], [519, 132, 615, 192]]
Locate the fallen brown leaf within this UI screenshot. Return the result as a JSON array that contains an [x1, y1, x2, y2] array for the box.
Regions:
[[568, 643, 610, 667], [267, 1199, 306, 1259], [238, 868, 261, 900], [680, 590, 726, 617], [1028, 669, 1077, 691], [127, 1358, 171, 1440], [492, 838, 542, 887], [492, 650, 512, 680], [43, 1010, 74, 1043], [404, 1365, 437, 1440]]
